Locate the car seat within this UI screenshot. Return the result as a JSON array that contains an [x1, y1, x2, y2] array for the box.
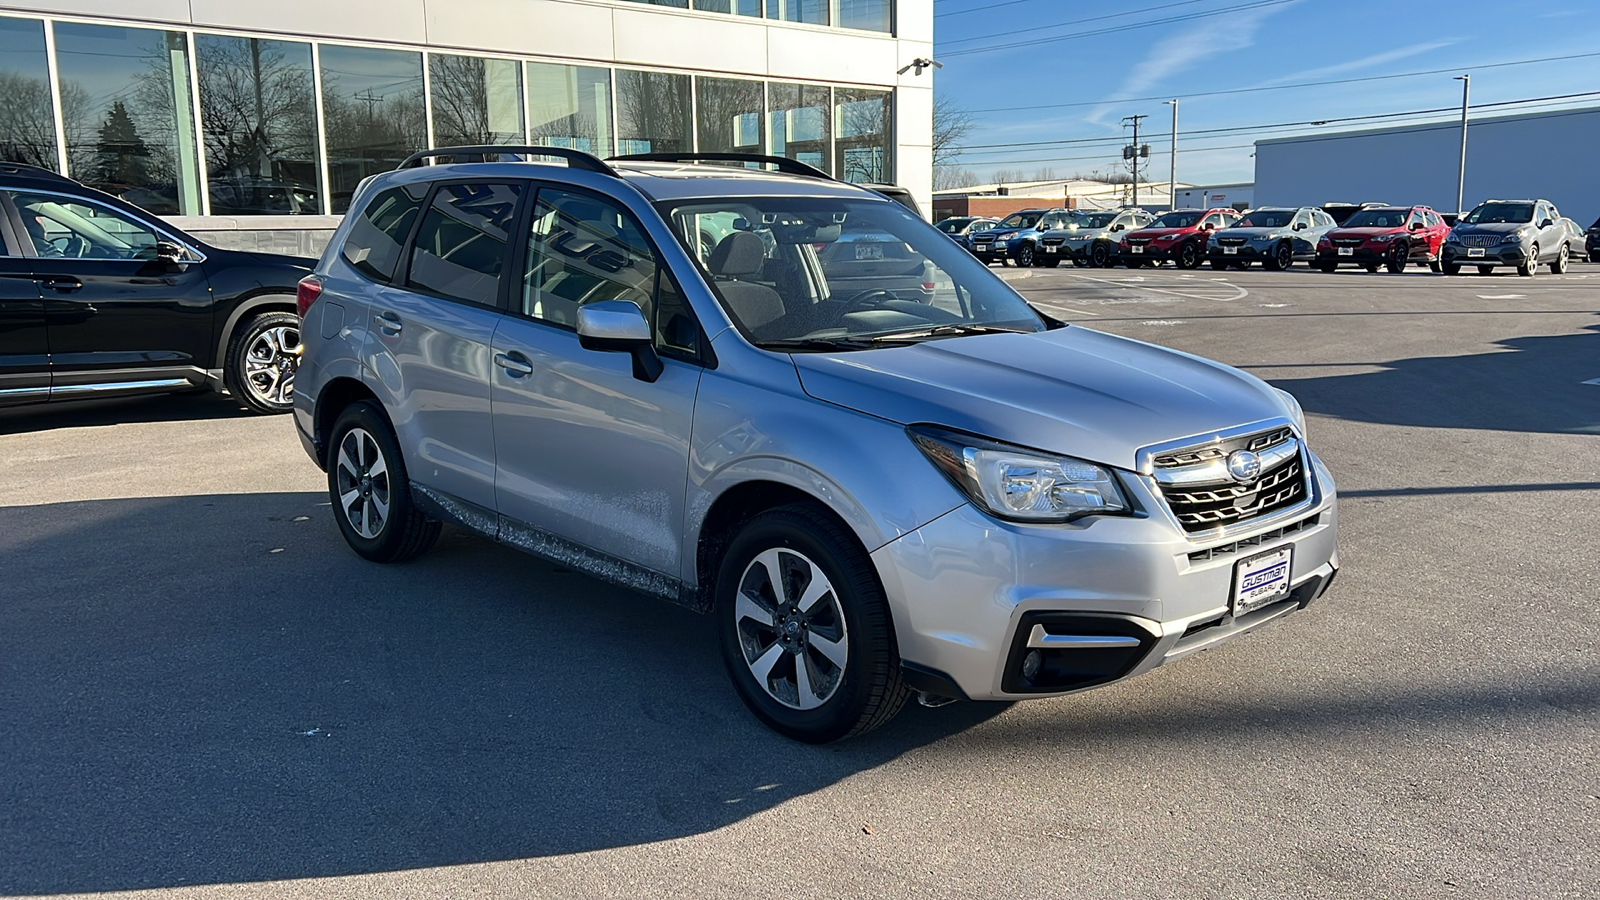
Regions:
[[708, 232, 784, 331]]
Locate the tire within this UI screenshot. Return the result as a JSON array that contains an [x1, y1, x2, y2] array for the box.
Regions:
[[1071, 256, 1088, 268], [224, 311, 300, 415], [1264, 241, 1293, 271], [1317, 261, 1337, 273], [1016, 243, 1036, 268], [1478, 265, 1495, 275], [1550, 243, 1569, 275], [1209, 259, 1227, 270], [1089, 241, 1113, 268], [1386, 242, 1408, 274], [1042, 257, 1061, 268], [1429, 260, 1443, 273], [1589, 251, 1600, 263], [1365, 264, 1380, 274], [326, 401, 441, 563], [1442, 261, 1461, 276], [716, 504, 908, 743], [1517, 244, 1539, 277], [1177, 241, 1203, 269]]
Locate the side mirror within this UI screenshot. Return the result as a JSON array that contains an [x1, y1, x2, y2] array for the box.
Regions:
[[1540, 219, 1554, 228], [155, 240, 188, 270], [1202, 222, 1215, 231], [1409, 221, 1424, 231], [1111, 224, 1123, 232], [576, 300, 663, 383]]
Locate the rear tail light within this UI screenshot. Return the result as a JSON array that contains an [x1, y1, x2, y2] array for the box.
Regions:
[[296, 275, 322, 318], [921, 282, 935, 290]]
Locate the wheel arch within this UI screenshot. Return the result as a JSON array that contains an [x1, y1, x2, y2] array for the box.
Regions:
[[214, 293, 297, 374], [312, 376, 382, 469]]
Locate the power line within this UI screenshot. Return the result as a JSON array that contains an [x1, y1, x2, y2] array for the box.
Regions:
[[941, 0, 1221, 46], [965, 50, 1600, 114], [941, 0, 1298, 58], [934, 0, 1051, 20]]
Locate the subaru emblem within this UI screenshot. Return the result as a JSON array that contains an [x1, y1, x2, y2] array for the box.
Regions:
[[1226, 450, 1262, 483]]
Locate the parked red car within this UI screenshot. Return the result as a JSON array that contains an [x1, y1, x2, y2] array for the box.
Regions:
[[1315, 205, 1450, 273], [1116, 207, 1240, 269]]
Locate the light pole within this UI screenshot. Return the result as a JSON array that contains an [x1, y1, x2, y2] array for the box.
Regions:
[[1455, 74, 1470, 217], [1165, 99, 1178, 210]]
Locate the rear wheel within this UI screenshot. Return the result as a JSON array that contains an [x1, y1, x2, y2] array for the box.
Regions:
[[1177, 241, 1202, 269], [717, 504, 908, 743], [224, 311, 300, 415], [1550, 243, 1569, 274], [326, 402, 440, 563]]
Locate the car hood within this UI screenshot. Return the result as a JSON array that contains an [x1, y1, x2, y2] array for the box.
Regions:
[[1217, 227, 1290, 240], [1127, 227, 1194, 240], [1453, 222, 1528, 235], [790, 326, 1286, 471], [1049, 226, 1107, 238], [1329, 226, 1403, 239]]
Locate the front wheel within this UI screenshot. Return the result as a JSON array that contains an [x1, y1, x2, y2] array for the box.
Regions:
[[1089, 241, 1112, 268], [1550, 243, 1569, 275], [717, 505, 908, 743], [1017, 242, 1036, 268], [224, 311, 300, 415], [1177, 241, 1202, 269], [326, 402, 441, 563], [1386, 241, 1408, 274], [1264, 241, 1293, 271]]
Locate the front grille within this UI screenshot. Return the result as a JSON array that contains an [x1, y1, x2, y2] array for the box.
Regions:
[[1217, 237, 1247, 246], [1127, 237, 1151, 246], [1042, 237, 1064, 246], [1152, 427, 1308, 533], [1187, 513, 1320, 562], [1332, 238, 1363, 247], [1462, 234, 1500, 248]]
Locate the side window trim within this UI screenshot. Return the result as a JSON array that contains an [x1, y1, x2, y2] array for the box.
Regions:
[[0, 193, 26, 258], [4, 187, 199, 262], [396, 178, 527, 312]]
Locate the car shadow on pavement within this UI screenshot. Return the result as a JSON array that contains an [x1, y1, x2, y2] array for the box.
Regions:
[[1269, 323, 1600, 435], [0, 391, 258, 435], [0, 491, 1003, 895]]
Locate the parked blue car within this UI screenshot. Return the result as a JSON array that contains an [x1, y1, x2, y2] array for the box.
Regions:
[[968, 208, 1074, 267]]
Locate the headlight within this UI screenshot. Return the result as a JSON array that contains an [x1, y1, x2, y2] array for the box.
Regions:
[[998, 232, 1017, 241], [1275, 388, 1306, 433], [1500, 231, 1524, 245], [1371, 233, 1398, 243], [1445, 232, 1461, 244], [909, 426, 1130, 523]]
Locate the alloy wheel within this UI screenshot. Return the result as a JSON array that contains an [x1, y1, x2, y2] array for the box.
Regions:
[[335, 427, 390, 540], [242, 324, 300, 406], [733, 548, 849, 711]]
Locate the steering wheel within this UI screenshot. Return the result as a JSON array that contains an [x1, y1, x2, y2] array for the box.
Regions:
[[57, 234, 91, 259], [839, 289, 901, 312]]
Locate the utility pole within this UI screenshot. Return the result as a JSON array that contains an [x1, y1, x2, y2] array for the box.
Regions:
[[1454, 74, 1470, 218], [1122, 114, 1147, 207], [1165, 99, 1178, 210]]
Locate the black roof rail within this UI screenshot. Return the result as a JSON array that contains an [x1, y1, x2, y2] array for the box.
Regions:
[[608, 152, 834, 181], [0, 162, 76, 185], [396, 145, 618, 176]]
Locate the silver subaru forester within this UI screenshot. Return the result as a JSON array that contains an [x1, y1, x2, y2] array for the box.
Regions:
[[294, 147, 1339, 743]]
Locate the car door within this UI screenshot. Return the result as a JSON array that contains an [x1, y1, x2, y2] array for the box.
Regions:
[[1289, 210, 1315, 257], [1538, 203, 1563, 257], [0, 214, 48, 405], [490, 185, 704, 580], [371, 179, 526, 514], [5, 190, 213, 394]]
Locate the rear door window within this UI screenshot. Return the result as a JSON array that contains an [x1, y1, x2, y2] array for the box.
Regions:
[[342, 184, 427, 283], [405, 181, 525, 307]]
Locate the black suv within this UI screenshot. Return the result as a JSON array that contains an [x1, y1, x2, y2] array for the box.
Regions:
[[0, 164, 314, 414]]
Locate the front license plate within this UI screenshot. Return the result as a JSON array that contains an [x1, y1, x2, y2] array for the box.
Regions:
[[1337, 247, 1353, 256], [1046, 245, 1058, 253], [1130, 245, 1144, 254], [1233, 547, 1293, 616], [1467, 248, 1485, 257], [1223, 246, 1238, 255], [975, 244, 990, 252]]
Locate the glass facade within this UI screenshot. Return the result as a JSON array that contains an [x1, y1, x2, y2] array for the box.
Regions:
[[54, 22, 203, 215], [0, 12, 899, 216]]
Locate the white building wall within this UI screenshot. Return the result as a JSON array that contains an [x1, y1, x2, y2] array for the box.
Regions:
[[1255, 106, 1600, 224], [1174, 183, 1253, 210]]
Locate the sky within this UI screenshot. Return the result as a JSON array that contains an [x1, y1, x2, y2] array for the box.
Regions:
[[932, 0, 1600, 188]]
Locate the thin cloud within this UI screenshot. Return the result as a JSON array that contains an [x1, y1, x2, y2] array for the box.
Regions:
[[1260, 40, 1457, 87]]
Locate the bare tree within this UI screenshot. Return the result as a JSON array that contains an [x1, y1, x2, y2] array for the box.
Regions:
[[933, 166, 980, 191], [932, 95, 974, 190]]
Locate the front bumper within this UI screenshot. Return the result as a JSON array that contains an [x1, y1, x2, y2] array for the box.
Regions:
[[970, 239, 1013, 261], [1317, 246, 1391, 264], [1118, 243, 1180, 262], [872, 452, 1339, 701], [1208, 244, 1260, 260], [1043, 240, 1093, 260], [1441, 243, 1528, 266]]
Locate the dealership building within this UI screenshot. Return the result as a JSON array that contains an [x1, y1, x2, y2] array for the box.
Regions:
[[0, 0, 933, 249]]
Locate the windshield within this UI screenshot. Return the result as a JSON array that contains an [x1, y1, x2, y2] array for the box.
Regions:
[[936, 218, 972, 233], [1151, 211, 1203, 228], [1233, 210, 1294, 228], [1463, 202, 1534, 224], [1341, 209, 1409, 228], [668, 197, 1047, 350], [1070, 213, 1117, 229], [998, 212, 1042, 229]]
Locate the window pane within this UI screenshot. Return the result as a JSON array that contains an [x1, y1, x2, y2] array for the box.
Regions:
[[341, 183, 427, 282], [618, 0, 689, 6], [697, 0, 762, 11], [695, 77, 763, 155], [834, 87, 890, 184], [769, 82, 830, 176], [408, 182, 523, 306], [430, 54, 525, 148], [526, 63, 612, 155], [320, 44, 426, 213], [195, 35, 320, 216], [54, 22, 203, 215], [768, 0, 828, 25], [838, 0, 890, 31], [523, 188, 658, 328], [0, 18, 58, 170], [11, 191, 159, 259], [616, 71, 691, 155]]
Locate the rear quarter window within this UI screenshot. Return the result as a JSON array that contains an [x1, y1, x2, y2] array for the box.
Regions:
[[341, 183, 427, 282]]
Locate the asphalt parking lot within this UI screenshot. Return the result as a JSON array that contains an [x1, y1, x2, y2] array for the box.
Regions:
[[2, 264, 1597, 899]]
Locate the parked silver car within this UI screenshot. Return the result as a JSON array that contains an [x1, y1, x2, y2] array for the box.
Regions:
[[295, 148, 1340, 742], [1038, 208, 1154, 268], [1208, 207, 1337, 270], [1441, 199, 1572, 276]]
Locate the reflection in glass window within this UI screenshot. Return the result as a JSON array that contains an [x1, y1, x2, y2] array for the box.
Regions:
[[838, 0, 891, 32], [430, 54, 525, 148], [0, 18, 58, 170], [320, 44, 426, 213], [835, 88, 891, 184], [769, 82, 831, 175], [526, 63, 612, 155], [695, 77, 764, 155], [195, 35, 321, 215], [616, 71, 691, 155], [408, 182, 524, 306], [693, 0, 764, 14], [767, 0, 828, 25], [618, 0, 689, 6], [54, 22, 203, 215], [523, 188, 659, 328]]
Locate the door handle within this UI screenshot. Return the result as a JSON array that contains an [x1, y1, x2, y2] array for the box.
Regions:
[[42, 277, 83, 293], [374, 311, 402, 335], [494, 351, 534, 376]]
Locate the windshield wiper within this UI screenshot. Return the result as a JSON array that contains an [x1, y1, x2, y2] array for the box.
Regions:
[[866, 324, 1032, 342], [757, 336, 888, 352]]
